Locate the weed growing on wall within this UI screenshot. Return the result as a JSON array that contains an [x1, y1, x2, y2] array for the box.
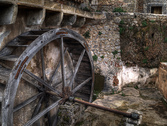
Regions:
[[83, 7, 90, 12], [150, 20, 155, 23], [83, 31, 90, 39], [100, 55, 104, 59], [112, 50, 118, 58], [142, 59, 148, 64], [120, 20, 124, 25], [93, 90, 101, 101], [129, 26, 133, 30], [144, 46, 149, 51], [113, 7, 126, 12], [119, 20, 125, 34], [98, 31, 102, 35], [164, 37, 167, 43], [142, 20, 147, 27], [119, 27, 125, 34], [93, 55, 98, 61]]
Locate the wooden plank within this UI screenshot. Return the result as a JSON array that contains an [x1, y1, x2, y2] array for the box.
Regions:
[[49, 48, 68, 84], [24, 99, 62, 126], [13, 92, 43, 112], [60, 37, 66, 90], [72, 77, 92, 94], [69, 49, 85, 88], [30, 30, 48, 35], [24, 69, 61, 96], [19, 35, 39, 40], [0, 66, 11, 81], [7, 44, 29, 47], [72, 55, 89, 62], [40, 48, 46, 81], [0, 55, 19, 62]]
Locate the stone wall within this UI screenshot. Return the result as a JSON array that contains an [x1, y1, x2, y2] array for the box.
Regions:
[[72, 19, 122, 91], [73, 12, 167, 93], [91, 0, 137, 13], [92, 0, 167, 14]]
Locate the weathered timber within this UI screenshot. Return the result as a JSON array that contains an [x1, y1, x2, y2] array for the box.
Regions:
[[1, 28, 94, 125], [0, 55, 19, 62]]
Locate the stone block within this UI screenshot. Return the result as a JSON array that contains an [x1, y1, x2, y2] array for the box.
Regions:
[[157, 62, 167, 100]]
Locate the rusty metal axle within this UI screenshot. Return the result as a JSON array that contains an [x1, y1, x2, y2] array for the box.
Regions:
[[69, 97, 140, 120]]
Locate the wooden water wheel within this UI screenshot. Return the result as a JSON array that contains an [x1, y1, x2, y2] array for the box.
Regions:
[[0, 28, 94, 126]]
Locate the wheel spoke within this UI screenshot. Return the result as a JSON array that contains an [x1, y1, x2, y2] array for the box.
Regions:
[[69, 49, 85, 88], [72, 77, 92, 94], [49, 48, 68, 84], [13, 92, 44, 113], [32, 96, 44, 118], [24, 99, 62, 126], [22, 75, 43, 91], [51, 110, 59, 126], [45, 97, 51, 126], [52, 75, 72, 87], [60, 37, 66, 93], [40, 48, 46, 81], [24, 69, 61, 97]]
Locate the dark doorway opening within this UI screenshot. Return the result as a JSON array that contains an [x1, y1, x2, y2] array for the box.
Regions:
[[151, 6, 162, 14]]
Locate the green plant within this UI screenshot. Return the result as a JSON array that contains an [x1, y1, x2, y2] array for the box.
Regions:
[[120, 20, 124, 25], [142, 59, 148, 64], [98, 31, 102, 35], [100, 55, 104, 59], [112, 88, 115, 94], [163, 25, 166, 30], [142, 20, 147, 27], [112, 50, 118, 58], [150, 20, 155, 23], [113, 7, 126, 12], [144, 46, 149, 51], [117, 57, 121, 60], [96, 10, 101, 12], [121, 93, 125, 96], [93, 55, 98, 61], [75, 121, 84, 126], [93, 90, 101, 101], [129, 26, 133, 30], [164, 37, 167, 43], [119, 27, 125, 34], [83, 7, 90, 12], [83, 31, 90, 39], [134, 85, 139, 89]]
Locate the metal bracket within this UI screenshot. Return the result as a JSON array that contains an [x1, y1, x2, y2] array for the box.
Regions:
[[125, 109, 143, 126]]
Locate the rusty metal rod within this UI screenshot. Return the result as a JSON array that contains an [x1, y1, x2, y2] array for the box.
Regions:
[[69, 97, 139, 120]]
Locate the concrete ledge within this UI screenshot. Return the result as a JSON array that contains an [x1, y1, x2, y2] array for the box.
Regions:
[[73, 17, 86, 27], [18, 0, 44, 5], [45, 11, 63, 26], [0, 3, 18, 25], [61, 14, 77, 26], [0, 0, 105, 26], [26, 8, 45, 26]]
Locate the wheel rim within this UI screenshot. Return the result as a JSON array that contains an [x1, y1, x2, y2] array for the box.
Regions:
[[1, 28, 94, 126]]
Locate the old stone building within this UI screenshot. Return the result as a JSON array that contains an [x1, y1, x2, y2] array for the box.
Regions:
[[93, 0, 167, 14], [0, 0, 167, 126]]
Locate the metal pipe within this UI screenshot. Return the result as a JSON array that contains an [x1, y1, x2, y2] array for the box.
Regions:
[[69, 97, 140, 120]]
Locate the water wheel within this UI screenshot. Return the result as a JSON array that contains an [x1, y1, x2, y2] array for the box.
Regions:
[[0, 28, 94, 126]]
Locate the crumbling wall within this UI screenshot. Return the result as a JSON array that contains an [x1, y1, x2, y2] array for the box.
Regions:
[[92, 0, 137, 13], [74, 13, 167, 93]]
